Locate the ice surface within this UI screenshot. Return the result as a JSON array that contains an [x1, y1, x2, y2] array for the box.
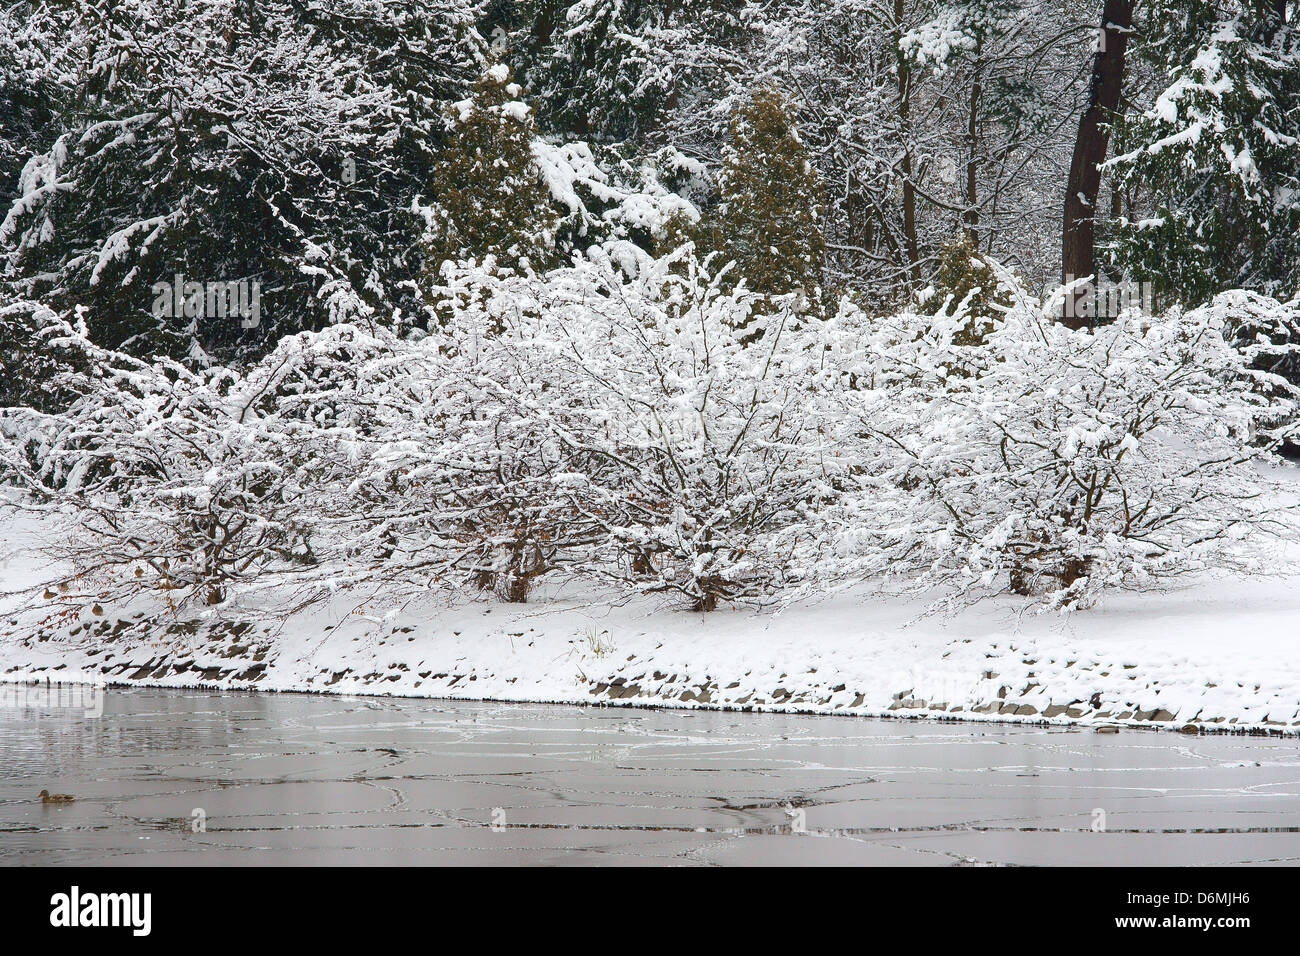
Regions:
[[2, 688, 1298, 866]]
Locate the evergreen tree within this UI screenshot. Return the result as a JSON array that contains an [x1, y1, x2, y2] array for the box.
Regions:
[[495, 0, 720, 145], [1106, 1, 1300, 306], [0, 0, 482, 366], [537, 0, 671, 142], [0, 77, 57, 219], [705, 87, 826, 316], [0, 298, 81, 411], [928, 235, 1011, 346], [422, 63, 561, 275]]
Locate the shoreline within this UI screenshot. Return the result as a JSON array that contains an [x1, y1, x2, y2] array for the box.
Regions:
[[4, 577, 1300, 736], [2, 671, 1298, 736]]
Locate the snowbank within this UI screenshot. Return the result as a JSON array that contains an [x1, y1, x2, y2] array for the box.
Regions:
[[2, 504, 1299, 733]]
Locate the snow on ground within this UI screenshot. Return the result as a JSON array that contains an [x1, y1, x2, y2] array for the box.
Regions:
[[1, 499, 1298, 733]]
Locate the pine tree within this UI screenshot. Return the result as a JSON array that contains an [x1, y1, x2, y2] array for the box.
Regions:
[[0, 299, 82, 411], [497, 0, 712, 145], [423, 63, 561, 276], [1, 0, 482, 365], [537, 0, 671, 142], [1106, 1, 1300, 307], [705, 87, 826, 317]]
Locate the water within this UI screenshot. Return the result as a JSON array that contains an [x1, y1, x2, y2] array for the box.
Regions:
[[2, 686, 1299, 865]]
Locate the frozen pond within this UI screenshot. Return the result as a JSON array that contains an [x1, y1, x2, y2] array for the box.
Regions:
[[2, 686, 1299, 865]]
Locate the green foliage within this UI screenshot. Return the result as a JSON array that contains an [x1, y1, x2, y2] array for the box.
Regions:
[[0, 78, 58, 215], [536, 0, 670, 142], [929, 236, 1010, 345], [1106, 4, 1300, 307], [0, 300, 83, 412], [701, 87, 826, 316], [496, 0, 724, 145], [423, 63, 562, 276]]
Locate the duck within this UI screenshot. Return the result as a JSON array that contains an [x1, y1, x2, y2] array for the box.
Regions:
[[39, 789, 75, 804]]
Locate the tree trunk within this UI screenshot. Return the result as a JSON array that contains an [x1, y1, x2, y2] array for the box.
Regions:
[[964, 64, 981, 245], [1060, 0, 1135, 328], [895, 0, 921, 288]]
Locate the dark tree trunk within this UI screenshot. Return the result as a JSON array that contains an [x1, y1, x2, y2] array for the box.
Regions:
[[1060, 0, 1135, 328], [895, 0, 921, 287], [964, 65, 981, 245]]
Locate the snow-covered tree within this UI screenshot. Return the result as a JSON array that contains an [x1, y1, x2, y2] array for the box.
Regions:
[[489, 0, 746, 149], [0, 297, 82, 412], [1213, 287, 1300, 455], [0, 0, 483, 364], [902, 0, 1057, 250], [1107, 2, 1300, 306], [703, 87, 826, 317], [421, 63, 562, 278], [681, 0, 1090, 306], [518, 0, 676, 142]]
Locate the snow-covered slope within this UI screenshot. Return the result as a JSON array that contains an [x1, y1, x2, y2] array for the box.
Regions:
[[3, 503, 1298, 733]]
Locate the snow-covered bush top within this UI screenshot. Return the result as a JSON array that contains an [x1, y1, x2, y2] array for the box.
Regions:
[[824, 271, 1299, 609], [3, 251, 1296, 615]]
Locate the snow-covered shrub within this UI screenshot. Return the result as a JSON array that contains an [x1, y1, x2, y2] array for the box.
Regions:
[[826, 272, 1300, 609], [4, 252, 1296, 618], [430, 245, 851, 610], [1209, 289, 1300, 454], [0, 312, 388, 607], [348, 272, 600, 603]]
